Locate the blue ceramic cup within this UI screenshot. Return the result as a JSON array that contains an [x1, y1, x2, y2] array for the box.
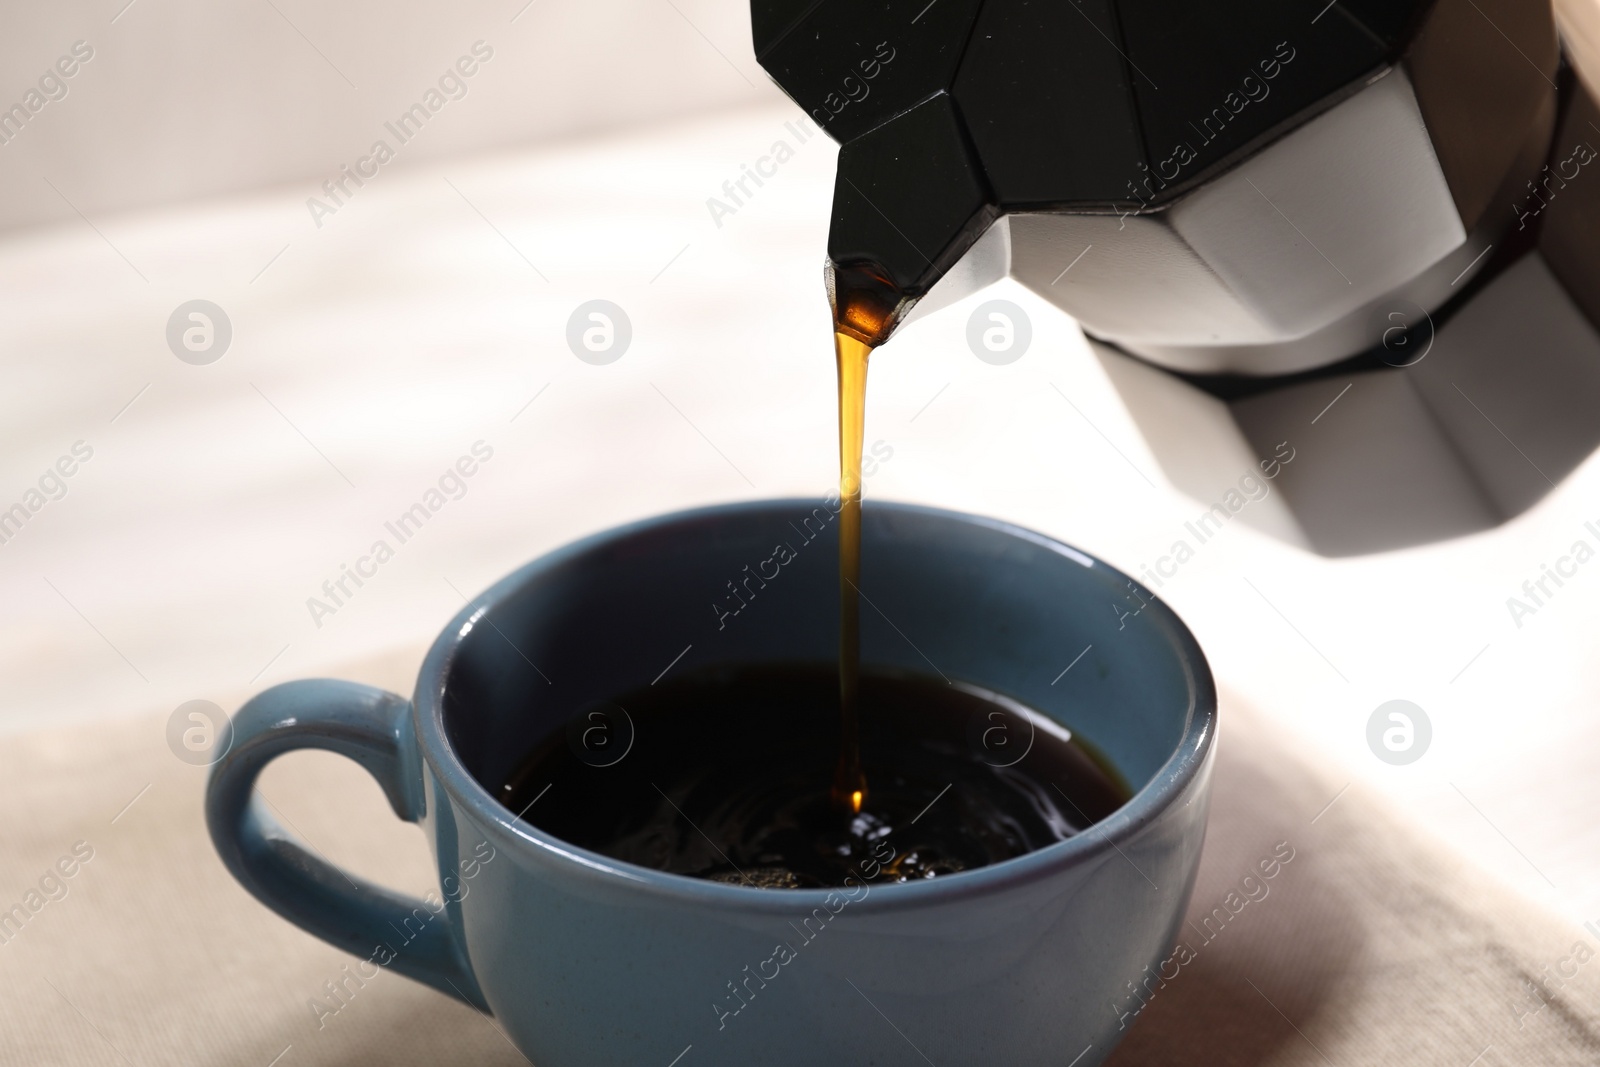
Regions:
[[207, 501, 1215, 1066]]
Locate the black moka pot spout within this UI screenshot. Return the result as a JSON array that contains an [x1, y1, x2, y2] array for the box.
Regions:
[[749, 0, 1012, 344], [824, 92, 1000, 346]]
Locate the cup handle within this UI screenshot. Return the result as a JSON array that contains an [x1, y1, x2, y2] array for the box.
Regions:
[[205, 679, 488, 1011]]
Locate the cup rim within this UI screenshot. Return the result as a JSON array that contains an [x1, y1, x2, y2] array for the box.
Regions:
[[414, 498, 1217, 910]]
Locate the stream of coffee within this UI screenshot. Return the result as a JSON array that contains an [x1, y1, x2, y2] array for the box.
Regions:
[[828, 266, 902, 816], [831, 327, 872, 815]]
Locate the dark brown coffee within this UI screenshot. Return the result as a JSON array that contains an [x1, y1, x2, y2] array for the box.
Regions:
[[498, 663, 1130, 889]]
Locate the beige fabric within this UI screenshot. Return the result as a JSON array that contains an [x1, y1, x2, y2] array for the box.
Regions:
[[1107, 700, 1600, 1067], [0, 647, 1595, 1065], [1559, 0, 1600, 100]]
